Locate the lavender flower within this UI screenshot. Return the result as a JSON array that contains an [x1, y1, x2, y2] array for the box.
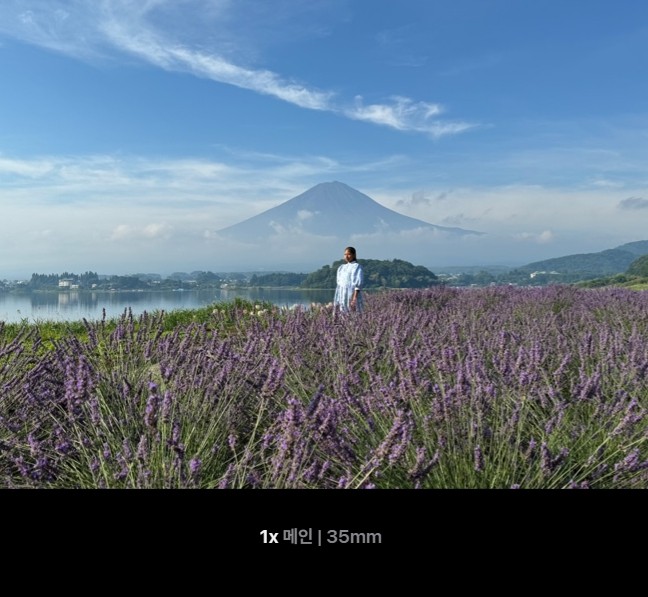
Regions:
[[144, 383, 160, 429], [474, 445, 484, 473], [189, 458, 202, 482], [3, 285, 648, 489]]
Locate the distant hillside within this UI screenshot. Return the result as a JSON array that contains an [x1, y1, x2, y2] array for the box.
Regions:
[[616, 240, 648, 256], [518, 240, 648, 278]]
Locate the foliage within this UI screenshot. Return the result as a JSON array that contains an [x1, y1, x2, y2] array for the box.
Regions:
[[627, 255, 648, 278], [616, 240, 648, 256], [302, 258, 439, 289], [573, 249, 648, 289], [249, 272, 308, 287], [28, 271, 99, 290], [301, 264, 337, 288], [1, 287, 647, 489], [17, 271, 241, 292]]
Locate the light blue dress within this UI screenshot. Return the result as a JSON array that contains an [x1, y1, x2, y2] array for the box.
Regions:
[[334, 261, 364, 312]]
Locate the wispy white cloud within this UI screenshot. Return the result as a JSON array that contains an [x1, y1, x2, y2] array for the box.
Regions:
[[513, 230, 555, 244], [1, 149, 645, 277], [381, 183, 648, 250], [345, 96, 474, 137], [591, 178, 626, 189], [297, 210, 318, 222], [396, 189, 452, 209], [110, 222, 173, 241], [0, 151, 409, 223], [0, 0, 472, 137], [102, 25, 335, 110], [0, 155, 56, 178], [439, 213, 479, 228]]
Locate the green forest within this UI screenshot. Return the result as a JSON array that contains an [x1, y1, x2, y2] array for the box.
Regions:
[[250, 258, 439, 289]]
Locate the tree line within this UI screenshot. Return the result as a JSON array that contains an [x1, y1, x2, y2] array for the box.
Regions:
[[251, 259, 439, 289], [8, 253, 647, 293]]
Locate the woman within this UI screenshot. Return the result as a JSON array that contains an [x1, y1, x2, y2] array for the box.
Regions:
[[334, 246, 364, 313]]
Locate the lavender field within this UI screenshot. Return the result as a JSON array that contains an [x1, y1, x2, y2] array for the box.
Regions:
[[1, 286, 646, 488]]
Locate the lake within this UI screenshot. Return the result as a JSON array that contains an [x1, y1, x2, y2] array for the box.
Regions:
[[0, 288, 335, 324]]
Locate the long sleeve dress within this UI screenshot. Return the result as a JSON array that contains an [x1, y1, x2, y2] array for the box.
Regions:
[[334, 261, 364, 312]]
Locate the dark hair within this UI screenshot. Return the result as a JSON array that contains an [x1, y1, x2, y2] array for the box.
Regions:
[[345, 246, 357, 258]]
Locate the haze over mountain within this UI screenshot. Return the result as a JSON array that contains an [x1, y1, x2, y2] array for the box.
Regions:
[[211, 182, 648, 275], [518, 240, 648, 277], [214, 181, 484, 270], [218, 181, 482, 241]]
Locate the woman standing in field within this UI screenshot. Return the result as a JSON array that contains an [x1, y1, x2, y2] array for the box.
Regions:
[[334, 246, 364, 313]]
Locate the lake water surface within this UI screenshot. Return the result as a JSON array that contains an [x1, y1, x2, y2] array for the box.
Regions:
[[0, 288, 335, 324]]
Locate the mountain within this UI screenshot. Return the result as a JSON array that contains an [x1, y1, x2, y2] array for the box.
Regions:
[[217, 181, 482, 241], [616, 240, 648, 256], [518, 240, 648, 277]]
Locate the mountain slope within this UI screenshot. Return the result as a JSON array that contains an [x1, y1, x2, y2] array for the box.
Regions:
[[519, 241, 648, 276], [217, 181, 482, 241], [615, 240, 648, 256]]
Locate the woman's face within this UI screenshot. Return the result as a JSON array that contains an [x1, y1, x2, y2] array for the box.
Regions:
[[344, 250, 355, 262]]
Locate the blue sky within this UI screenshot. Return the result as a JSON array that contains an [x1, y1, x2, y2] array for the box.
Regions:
[[1, 0, 648, 277]]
